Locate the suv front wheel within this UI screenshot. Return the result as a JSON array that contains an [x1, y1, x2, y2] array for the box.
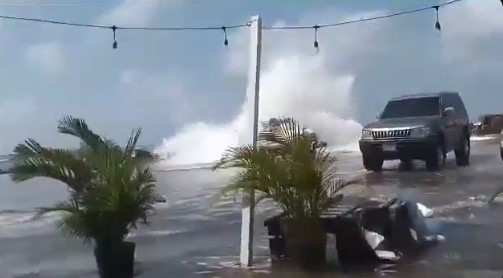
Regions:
[[363, 154, 383, 172], [425, 142, 445, 171], [455, 134, 470, 166]]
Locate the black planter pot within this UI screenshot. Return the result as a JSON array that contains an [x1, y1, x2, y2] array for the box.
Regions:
[[94, 241, 136, 278], [283, 219, 327, 270], [289, 232, 327, 269]]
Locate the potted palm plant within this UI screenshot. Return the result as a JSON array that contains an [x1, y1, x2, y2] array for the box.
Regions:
[[9, 116, 159, 278], [214, 118, 354, 269]]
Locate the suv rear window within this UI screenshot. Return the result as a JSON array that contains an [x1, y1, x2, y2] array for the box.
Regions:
[[380, 97, 440, 119]]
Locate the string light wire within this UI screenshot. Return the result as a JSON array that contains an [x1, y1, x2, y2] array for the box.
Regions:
[[0, 13, 250, 30], [263, 0, 460, 30], [0, 0, 462, 49]]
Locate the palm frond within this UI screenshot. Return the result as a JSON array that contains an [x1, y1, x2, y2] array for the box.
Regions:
[[212, 145, 256, 170], [35, 199, 79, 219], [214, 117, 356, 219], [57, 115, 105, 152], [11, 115, 160, 243], [10, 140, 93, 192], [124, 128, 142, 158]]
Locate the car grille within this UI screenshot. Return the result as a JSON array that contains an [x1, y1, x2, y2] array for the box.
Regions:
[[372, 129, 411, 139]]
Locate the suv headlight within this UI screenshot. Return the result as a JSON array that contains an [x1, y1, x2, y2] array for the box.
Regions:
[[410, 127, 431, 138], [361, 129, 373, 140]]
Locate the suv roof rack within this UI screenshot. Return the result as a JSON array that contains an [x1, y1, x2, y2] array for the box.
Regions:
[[391, 91, 458, 101]]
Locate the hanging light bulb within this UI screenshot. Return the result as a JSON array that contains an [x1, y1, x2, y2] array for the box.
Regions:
[[222, 26, 228, 46], [313, 25, 320, 52], [434, 6, 441, 31], [112, 25, 118, 49]]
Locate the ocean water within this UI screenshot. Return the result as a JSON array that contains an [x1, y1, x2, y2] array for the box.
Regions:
[[0, 138, 503, 277]]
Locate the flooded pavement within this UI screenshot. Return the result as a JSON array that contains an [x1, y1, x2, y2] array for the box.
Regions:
[[1, 138, 503, 277], [185, 138, 503, 277]]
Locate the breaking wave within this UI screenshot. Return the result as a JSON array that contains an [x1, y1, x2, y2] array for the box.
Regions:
[[154, 54, 363, 168]]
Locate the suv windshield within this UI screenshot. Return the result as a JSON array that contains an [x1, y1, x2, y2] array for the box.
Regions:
[[380, 97, 440, 119]]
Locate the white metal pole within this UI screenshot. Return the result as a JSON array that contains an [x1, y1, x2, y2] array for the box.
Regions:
[[239, 15, 262, 268]]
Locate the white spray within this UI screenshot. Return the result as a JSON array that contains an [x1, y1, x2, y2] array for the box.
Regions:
[[154, 52, 362, 167], [152, 12, 381, 168]]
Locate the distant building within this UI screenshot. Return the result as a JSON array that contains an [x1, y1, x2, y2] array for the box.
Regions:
[[472, 114, 503, 135]]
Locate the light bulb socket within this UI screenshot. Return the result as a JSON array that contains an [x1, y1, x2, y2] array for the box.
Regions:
[[313, 25, 320, 50], [434, 6, 441, 31], [112, 25, 118, 49], [222, 26, 228, 46]]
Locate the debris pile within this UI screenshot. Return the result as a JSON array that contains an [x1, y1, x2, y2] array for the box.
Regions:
[[264, 198, 445, 267]]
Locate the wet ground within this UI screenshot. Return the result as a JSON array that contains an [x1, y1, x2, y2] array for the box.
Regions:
[[1, 138, 503, 277]]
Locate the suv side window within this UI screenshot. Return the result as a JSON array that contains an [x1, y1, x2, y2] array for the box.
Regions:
[[441, 94, 453, 112], [442, 93, 467, 118], [452, 94, 468, 118]]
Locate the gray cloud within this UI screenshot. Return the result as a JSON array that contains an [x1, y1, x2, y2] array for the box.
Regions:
[[26, 41, 66, 75], [0, 0, 502, 155], [97, 0, 163, 27]]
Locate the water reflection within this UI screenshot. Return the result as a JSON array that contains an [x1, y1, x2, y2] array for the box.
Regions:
[[189, 143, 503, 277]]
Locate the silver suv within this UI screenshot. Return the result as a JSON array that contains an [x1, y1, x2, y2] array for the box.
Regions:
[[359, 92, 471, 172]]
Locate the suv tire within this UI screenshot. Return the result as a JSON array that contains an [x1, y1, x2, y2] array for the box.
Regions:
[[426, 141, 445, 171], [455, 134, 470, 166], [363, 154, 383, 172]]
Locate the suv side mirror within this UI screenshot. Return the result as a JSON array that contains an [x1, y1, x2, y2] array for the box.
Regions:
[[443, 107, 455, 116]]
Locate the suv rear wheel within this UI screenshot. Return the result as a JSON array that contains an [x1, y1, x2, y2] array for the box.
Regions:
[[363, 154, 383, 172], [426, 141, 445, 171], [455, 134, 470, 166]]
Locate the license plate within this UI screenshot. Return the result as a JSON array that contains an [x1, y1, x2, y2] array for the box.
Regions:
[[382, 143, 396, 152]]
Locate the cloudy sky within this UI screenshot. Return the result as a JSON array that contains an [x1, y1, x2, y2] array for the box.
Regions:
[[0, 0, 502, 159]]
